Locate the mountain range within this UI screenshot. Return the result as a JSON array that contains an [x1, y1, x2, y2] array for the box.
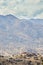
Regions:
[[0, 14, 43, 55]]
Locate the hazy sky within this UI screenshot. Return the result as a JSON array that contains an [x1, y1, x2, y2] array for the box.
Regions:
[[0, 0, 43, 19]]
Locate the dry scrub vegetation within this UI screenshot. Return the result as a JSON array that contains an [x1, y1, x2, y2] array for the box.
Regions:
[[0, 52, 43, 65]]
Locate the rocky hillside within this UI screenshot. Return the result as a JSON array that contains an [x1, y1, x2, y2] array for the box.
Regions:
[[0, 52, 43, 65]]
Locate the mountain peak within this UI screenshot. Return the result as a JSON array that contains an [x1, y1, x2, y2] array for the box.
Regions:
[[0, 14, 18, 20], [6, 14, 18, 20]]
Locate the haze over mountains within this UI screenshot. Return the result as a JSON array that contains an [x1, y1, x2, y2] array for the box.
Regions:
[[0, 14, 43, 56]]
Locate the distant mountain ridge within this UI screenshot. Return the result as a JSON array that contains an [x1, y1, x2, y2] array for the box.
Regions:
[[0, 14, 43, 55]]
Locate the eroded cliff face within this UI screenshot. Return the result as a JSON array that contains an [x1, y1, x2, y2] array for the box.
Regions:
[[0, 52, 43, 65]]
